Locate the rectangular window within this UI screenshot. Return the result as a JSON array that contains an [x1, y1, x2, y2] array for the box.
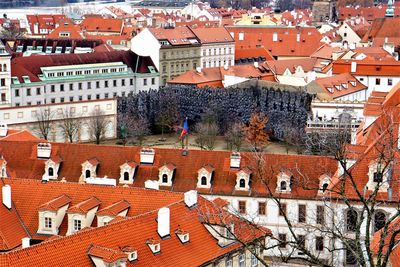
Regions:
[[51, 85, 55, 92], [130, 78, 133, 86], [226, 259, 233, 267], [122, 79, 125, 86], [258, 202, 266, 215], [251, 254, 258, 267], [44, 217, 52, 229], [27, 102, 31, 106], [298, 235, 305, 248], [15, 89, 20, 97], [143, 78, 147, 86], [278, 234, 287, 248], [69, 84, 73, 91], [96, 81, 100, 89], [60, 97, 64, 103], [298, 204, 306, 223], [36, 87, 41, 95], [279, 203, 287, 217], [121, 92, 126, 97], [78, 83, 82, 90], [238, 254, 245, 267], [113, 92, 117, 97], [113, 80, 117, 87], [87, 95, 91, 100], [152, 78, 155, 85], [388, 78, 393, 86], [316, 206, 325, 224], [69, 96, 74, 102], [376, 78, 381, 85], [96, 94, 100, 100], [87, 82, 91, 89], [60, 84, 64, 92], [238, 201, 246, 214], [0, 78, 5, 86], [373, 172, 383, 182], [316, 236, 324, 251], [1, 93, 5, 102], [26, 88, 31, 96], [73, 219, 81, 231], [79, 96, 82, 101], [105, 93, 109, 98], [51, 98, 55, 103], [36, 101, 41, 105], [105, 81, 108, 88]]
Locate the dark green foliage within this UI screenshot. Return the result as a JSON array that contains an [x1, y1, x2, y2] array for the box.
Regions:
[[117, 85, 312, 141]]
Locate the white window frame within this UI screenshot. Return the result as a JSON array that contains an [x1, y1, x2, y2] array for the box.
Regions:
[[44, 217, 52, 229], [73, 219, 82, 231]]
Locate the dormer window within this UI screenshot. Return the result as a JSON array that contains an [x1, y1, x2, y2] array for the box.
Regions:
[[119, 162, 137, 184], [74, 219, 82, 231], [42, 156, 62, 182], [146, 239, 161, 254], [0, 158, 7, 178], [277, 171, 292, 193], [158, 163, 175, 187], [122, 247, 137, 262], [37, 194, 71, 235], [197, 165, 214, 188], [235, 167, 252, 191], [81, 158, 99, 181], [367, 160, 391, 192], [318, 174, 331, 194], [176, 229, 189, 243]]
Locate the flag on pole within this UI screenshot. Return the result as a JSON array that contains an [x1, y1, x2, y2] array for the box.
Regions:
[[179, 118, 189, 139]]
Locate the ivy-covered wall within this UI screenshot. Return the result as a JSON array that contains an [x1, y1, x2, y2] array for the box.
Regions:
[[117, 83, 313, 140]]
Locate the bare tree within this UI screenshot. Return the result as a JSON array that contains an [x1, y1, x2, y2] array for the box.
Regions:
[[195, 121, 219, 150], [224, 122, 245, 151], [198, 108, 400, 267], [33, 108, 54, 140], [59, 107, 81, 143], [0, 19, 25, 38], [88, 109, 109, 145], [119, 114, 150, 146]]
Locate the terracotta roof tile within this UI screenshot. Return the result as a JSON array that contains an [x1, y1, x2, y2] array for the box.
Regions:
[[67, 196, 101, 213], [189, 27, 234, 44], [97, 200, 130, 216], [39, 194, 71, 211], [88, 244, 127, 263]]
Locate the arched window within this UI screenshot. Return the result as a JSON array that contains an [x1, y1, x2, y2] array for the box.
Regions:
[[346, 210, 358, 232], [124, 171, 130, 181], [85, 169, 91, 179], [162, 174, 168, 183], [280, 181, 287, 191], [48, 167, 54, 176], [201, 176, 207, 186], [322, 183, 328, 192], [374, 211, 386, 232], [239, 178, 246, 188]]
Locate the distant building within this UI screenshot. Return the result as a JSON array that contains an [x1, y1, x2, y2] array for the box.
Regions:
[[311, 0, 337, 24]]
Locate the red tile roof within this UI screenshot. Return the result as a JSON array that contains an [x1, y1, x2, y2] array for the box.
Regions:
[[97, 200, 130, 216], [314, 72, 367, 98], [47, 20, 83, 39], [150, 26, 198, 46], [227, 26, 324, 57], [169, 64, 275, 87], [0, 141, 337, 200], [67, 196, 101, 213], [0, 182, 267, 266], [80, 17, 123, 34], [263, 58, 317, 75], [39, 194, 72, 211], [189, 27, 234, 44], [11, 50, 156, 83], [0, 129, 39, 142], [332, 59, 400, 76], [235, 47, 274, 61], [26, 14, 67, 35], [361, 17, 400, 46]]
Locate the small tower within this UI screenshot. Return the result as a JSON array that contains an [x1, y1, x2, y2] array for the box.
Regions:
[[312, 0, 337, 25], [385, 0, 395, 17]]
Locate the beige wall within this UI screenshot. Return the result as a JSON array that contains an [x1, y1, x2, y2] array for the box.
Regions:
[[160, 46, 201, 86]]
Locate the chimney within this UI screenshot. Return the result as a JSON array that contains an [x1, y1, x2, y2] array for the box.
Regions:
[[37, 143, 51, 159], [145, 180, 159, 190], [196, 67, 202, 73], [0, 123, 8, 137], [157, 207, 170, 238], [2, 185, 11, 209], [184, 190, 197, 207], [254, 61, 259, 68], [272, 32, 278, 42], [140, 148, 155, 164], [230, 152, 241, 168], [224, 64, 229, 70], [351, 61, 357, 73], [296, 33, 300, 42], [22, 237, 30, 248]]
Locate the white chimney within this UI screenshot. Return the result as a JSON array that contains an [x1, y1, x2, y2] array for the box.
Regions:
[[0, 123, 8, 137], [184, 190, 197, 207], [272, 32, 278, 42], [145, 180, 159, 190], [230, 152, 241, 168], [140, 148, 155, 164], [37, 143, 52, 159], [2, 185, 11, 209], [224, 64, 229, 70], [254, 62, 259, 68], [22, 237, 30, 248], [296, 33, 300, 42], [196, 67, 202, 73], [157, 207, 170, 238], [351, 61, 357, 73]]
